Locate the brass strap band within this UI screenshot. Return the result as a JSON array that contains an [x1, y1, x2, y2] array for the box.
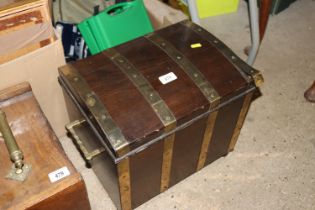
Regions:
[[117, 154, 132, 210], [103, 49, 177, 131], [181, 20, 264, 87], [103, 47, 178, 194], [160, 133, 175, 192], [229, 92, 253, 152], [145, 33, 220, 179], [145, 33, 220, 109], [196, 111, 218, 171], [61, 66, 129, 153], [103, 49, 177, 193]]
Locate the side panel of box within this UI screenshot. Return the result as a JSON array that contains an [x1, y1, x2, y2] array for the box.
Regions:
[[62, 90, 122, 209], [169, 116, 208, 186], [205, 94, 247, 165], [92, 150, 121, 209], [129, 140, 164, 209]]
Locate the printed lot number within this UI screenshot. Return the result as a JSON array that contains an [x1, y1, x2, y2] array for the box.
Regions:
[[159, 72, 177, 84], [48, 166, 70, 183]]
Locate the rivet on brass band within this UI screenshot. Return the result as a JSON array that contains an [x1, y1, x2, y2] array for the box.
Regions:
[[181, 20, 264, 87], [60, 66, 129, 154], [228, 92, 253, 152], [103, 49, 177, 131], [145, 33, 220, 109], [117, 156, 132, 210], [196, 111, 218, 171], [160, 133, 175, 192]]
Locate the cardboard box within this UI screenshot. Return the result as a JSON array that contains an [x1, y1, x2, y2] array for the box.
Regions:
[[144, 0, 187, 30], [0, 0, 53, 64], [0, 36, 68, 137]]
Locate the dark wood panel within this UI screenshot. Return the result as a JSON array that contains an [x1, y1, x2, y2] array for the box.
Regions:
[[60, 21, 253, 154], [129, 140, 164, 209], [205, 95, 245, 165], [170, 116, 208, 186], [69, 53, 164, 143], [115, 37, 210, 125], [157, 23, 248, 100], [93, 153, 121, 209]]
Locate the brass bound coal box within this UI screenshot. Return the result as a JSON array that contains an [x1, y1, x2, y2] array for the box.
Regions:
[[58, 20, 263, 210]]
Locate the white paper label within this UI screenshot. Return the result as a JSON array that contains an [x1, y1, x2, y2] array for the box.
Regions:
[[159, 72, 177, 84], [48, 166, 70, 183]]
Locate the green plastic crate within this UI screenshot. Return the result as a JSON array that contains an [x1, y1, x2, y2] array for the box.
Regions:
[[78, 0, 153, 55]]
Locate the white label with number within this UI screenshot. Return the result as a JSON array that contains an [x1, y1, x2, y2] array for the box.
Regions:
[[48, 166, 70, 183], [159, 72, 177, 85]]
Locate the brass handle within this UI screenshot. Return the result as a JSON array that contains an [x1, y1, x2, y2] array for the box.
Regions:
[[66, 120, 105, 161], [0, 109, 31, 181], [0, 109, 24, 173]]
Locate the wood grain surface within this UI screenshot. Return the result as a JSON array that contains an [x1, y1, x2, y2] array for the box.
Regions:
[[59, 21, 257, 210], [62, 21, 249, 149], [67, 54, 164, 143], [156, 23, 248, 100], [0, 82, 90, 210]]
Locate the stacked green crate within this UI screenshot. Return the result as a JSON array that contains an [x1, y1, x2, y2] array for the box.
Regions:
[[78, 0, 153, 55]]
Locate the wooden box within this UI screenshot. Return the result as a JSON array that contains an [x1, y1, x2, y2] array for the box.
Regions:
[[0, 0, 55, 64], [58, 20, 263, 210], [0, 82, 90, 210]]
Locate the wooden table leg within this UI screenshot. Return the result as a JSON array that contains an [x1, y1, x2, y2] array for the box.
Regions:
[[304, 81, 315, 103], [259, 0, 273, 42]]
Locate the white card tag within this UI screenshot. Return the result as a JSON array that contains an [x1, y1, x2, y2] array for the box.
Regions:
[[159, 72, 177, 85], [48, 166, 70, 183]]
